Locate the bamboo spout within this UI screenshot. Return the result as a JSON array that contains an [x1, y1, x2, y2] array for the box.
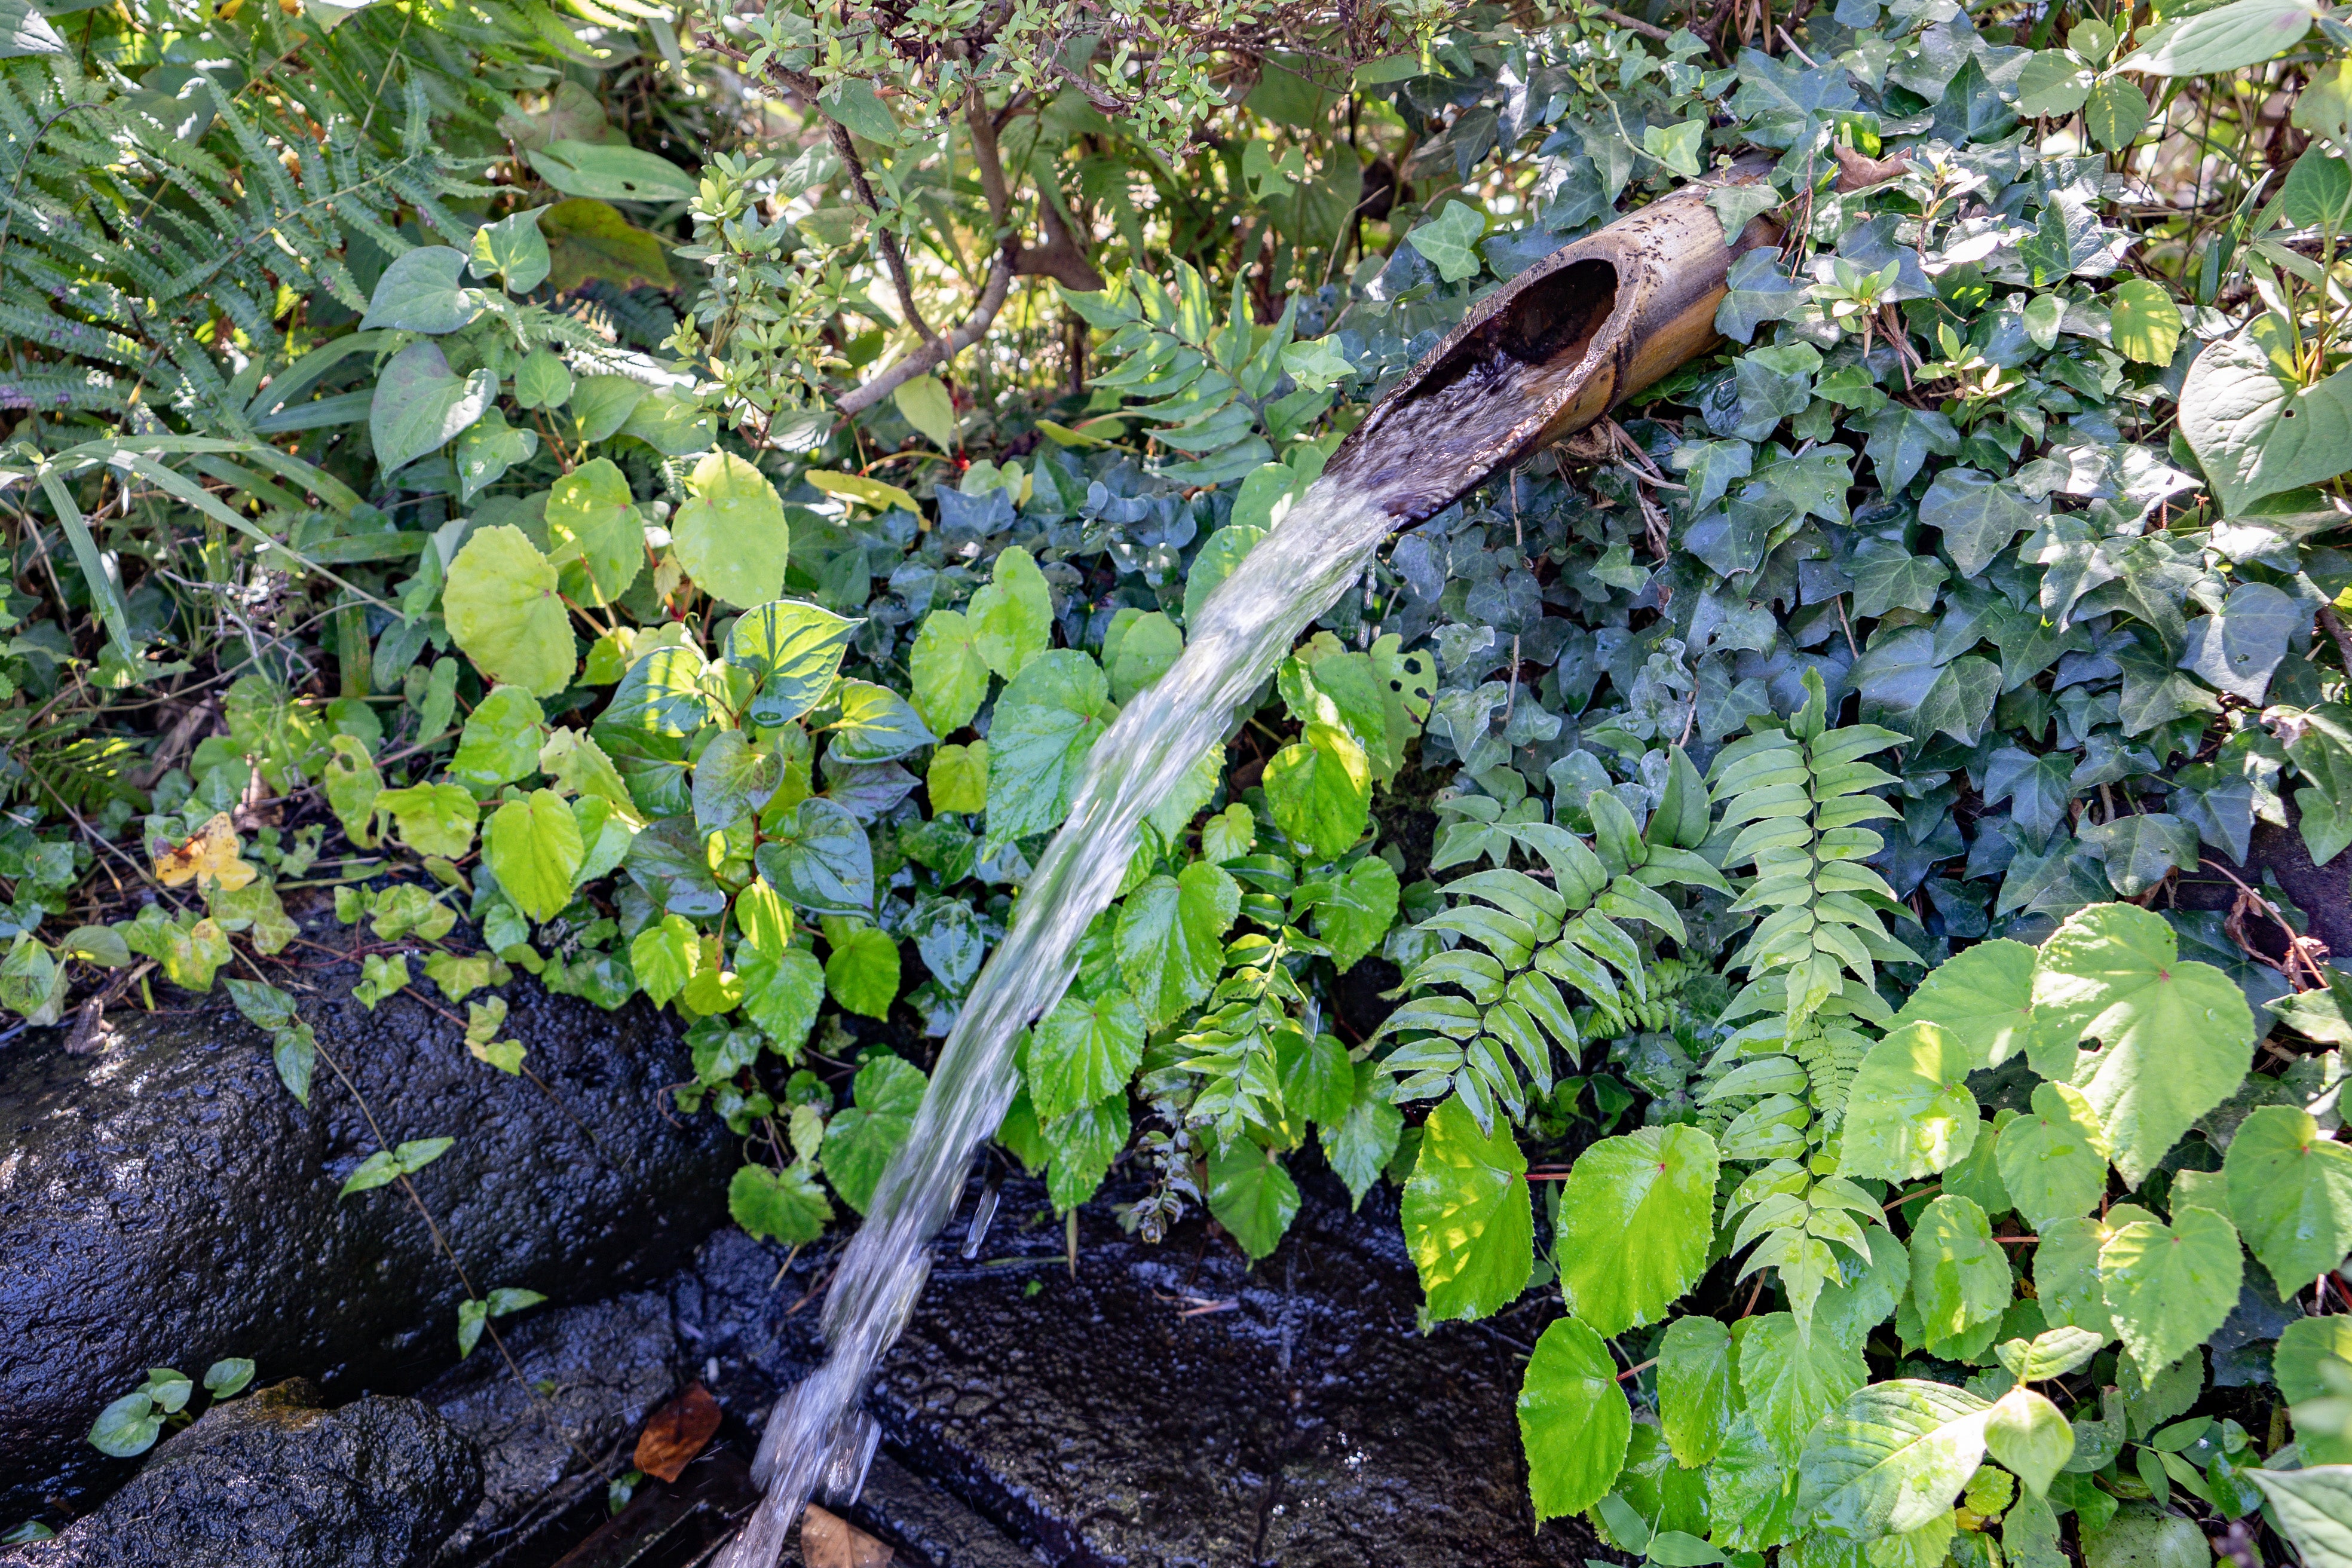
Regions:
[[1324, 161, 1784, 523]]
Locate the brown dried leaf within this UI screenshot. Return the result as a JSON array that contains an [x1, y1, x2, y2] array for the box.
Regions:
[[630, 1382, 721, 1483], [801, 1505, 893, 1568], [1833, 145, 1913, 193]]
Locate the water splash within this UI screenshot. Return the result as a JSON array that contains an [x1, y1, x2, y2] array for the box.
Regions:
[[712, 188, 1734, 1564]]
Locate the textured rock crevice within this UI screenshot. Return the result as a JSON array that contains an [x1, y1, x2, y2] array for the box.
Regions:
[[0, 910, 733, 1518]]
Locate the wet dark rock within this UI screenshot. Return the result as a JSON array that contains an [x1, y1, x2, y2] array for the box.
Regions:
[[0, 918, 732, 1518], [2176, 811, 2352, 963], [0, 1380, 479, 1568], [425, 1292, 682, 1564], [675, 1162, 1603, 1567]]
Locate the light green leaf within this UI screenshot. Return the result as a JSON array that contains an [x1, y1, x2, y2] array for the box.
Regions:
[[1103, 609, 1183, 705], [826, 1055, 927, 1214], [1659, 1315, 1737, 1468], [470, 207, 551, 293], [893, 373, 958, 448], [2246, 1468, 2352, 1568], [2117, 0, 2316, 75], [968, 547, 1054, 679], [2083, 1503, 2213, 1568], [928, 741, 987, 814], [824, 923, 899, 1019], [360, 246, 482, 333], [816, 78, 901, 144], [910, 610, 991, 734], [1321, 1059, 1404, 1209], [2084, 76, 2152, 151], [1, 0, 67, 55], [673, 451, 789, 609], [2028, 903, 2255, 1184], [1207, 1144, 1300, 1260], [1984, 1386, 2074, 1498], [1402, 1092, 1534, 1322], [1029, 989, 1146, 1120], [1888, 939, 2036, 1069], [2276, 1315, 2352, 1402], [1839, 1022, 1982, 1181], [1643, 117, 1707, 177], [630, 914, 698, 1007], [1263, 721, 1371, 863], [1996, 1325, 2108, 1383], [2224, 1105, 2352, 1292], [370, 342, 495, 473], [443, 525, 574, 697], [1183, 524, 1264, 624], [545, 457, 642, 605], [730, 1160, 832, 1244], [1406, 200, 1487, 282], [1518, 1316, 1633, 1523], [987, 650, 1113, 841], [450, 684, 546, 790], [514, 348, 572, 410], [697, 724, 785, 830], [2106, 277, 2182, 367], [1741, 1310, 1867, 1461], [2096, 1204, 2241, 1374], [2283, 150, 2352, 231], [527, 137, 699, 201], [1280, 336, 1353, 392], [1995, 1081, 2112, 1230], [1794, 1380, 1993, 1538], [2182, 317, 2352, 516], [1043, 1095, 1128, 1212], [1116, 859, 1240, 1027], [485, 789, 586, 921], [733, 599, 860, 726], [374, 782, 479, 858], [738, 945, 825, 1051], [1909, 1195, 2012, 1343], [87, 1392, 161, 1457], [1315, 855, 1399, 969], [1556, 1123, 1720, 1336]]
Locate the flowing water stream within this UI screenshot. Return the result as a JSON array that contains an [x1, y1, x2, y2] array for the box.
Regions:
[[714, 231, 1661, 1567]]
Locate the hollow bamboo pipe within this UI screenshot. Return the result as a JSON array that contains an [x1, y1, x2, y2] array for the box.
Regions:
[[1324, 158, 1784, 523]]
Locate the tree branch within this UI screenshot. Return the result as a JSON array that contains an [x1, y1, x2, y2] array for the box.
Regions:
[[835, 251, 1015, 415], [776, 65, 934, 342], [965, 88, 1104, 292]]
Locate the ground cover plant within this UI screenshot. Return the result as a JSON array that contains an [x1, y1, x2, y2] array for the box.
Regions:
[[7, 0, 2352, 1558]]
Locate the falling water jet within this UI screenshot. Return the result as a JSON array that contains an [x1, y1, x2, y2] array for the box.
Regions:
[[715, 163, 1782, 1568]]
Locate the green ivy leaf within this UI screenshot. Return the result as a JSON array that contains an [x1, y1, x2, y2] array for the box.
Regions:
[[1995, 1082, 2112, 1231], [370, 342, 496, 473], [2027, 902, 2254, 1184], [1030, 988, 1146, 1120], [1206, 1143, 1301, 1260], [1405, 199, 1487, 283], [1795, 1380, 1993, 1538], [485, 788, 586, 921], [729, 1160, 832, 1245], [1263, 722, 1371, 863], [2223, 1105, 2352, 1293], [967, 546, 1054, 679], [731, 600, 860, 726], [1887, 938, 2035, 1069], [2096, 1204, 2241, 1374], [823, 923, 900, 1019], [1116, 860, 1240, 1027], [1517, 1315, 1633, 1523], [1402, 1092, 1534, 1322], [1921, 468, 2042, 579], [1741, 1310, 1867, 1461], [1313, 855, 1399, 969], [360, 246, 483, 333], [1909, 1194, 2011, 1343], [826, 1054, 927, 1214], [1554, 1124, 1719, 1336], [2182, 317, 2352, 515], [1839, 1022, 1982, 1181], [443, 525, 574, 697], [1658, 1315, 1737, 1468], [1984, 1386, 2074, 1497], [987, 650, 1113, 841], [1716, 247, 1808, 343], [1319, 1059, 1403, 1208], [753, 798, 874, 917], [672, 451, 789, 609]]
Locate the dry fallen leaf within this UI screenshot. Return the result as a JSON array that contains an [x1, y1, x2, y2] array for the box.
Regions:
[[801, 1505, 893, 1568], [152, 811, 258, 891], [631, 1382, 722, 1483], [1832, 144, 1913, 193]]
